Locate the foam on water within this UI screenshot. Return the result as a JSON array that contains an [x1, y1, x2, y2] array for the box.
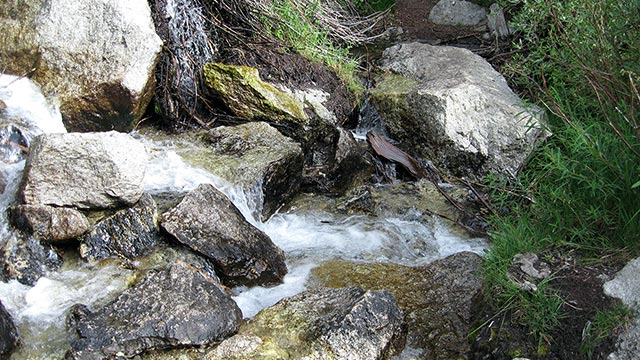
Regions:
[[0, 74, 66, 135], [0, 259, 132, 359]]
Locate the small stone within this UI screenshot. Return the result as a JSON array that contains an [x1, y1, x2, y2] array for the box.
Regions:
[[512, 253, 551, 279]]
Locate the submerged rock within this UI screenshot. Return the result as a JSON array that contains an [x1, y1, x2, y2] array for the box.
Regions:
[[66, 262, 241, 359], [161, 184, 287, 287], [0, 235, 62, 285], [79, 194, 160, 262], [9, 204, 90, 242], [309, 252, 483, 359], [20, 131, 147, 209], [371, 42, 547, 178], [0, 0, 162, 131], [204, 286, 406, 360], [177, 122, 303, 220], [0, 301, 20, 358]]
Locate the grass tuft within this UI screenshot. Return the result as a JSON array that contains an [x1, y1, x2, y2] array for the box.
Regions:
[[482, 0, 640, 347]]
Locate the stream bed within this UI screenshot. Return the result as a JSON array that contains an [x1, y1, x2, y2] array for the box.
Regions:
[[0, 74, 487, 358]]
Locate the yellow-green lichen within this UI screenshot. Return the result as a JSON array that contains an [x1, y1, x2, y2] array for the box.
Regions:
[[203, 62, 307, 123], [370, 74, 418, 97]]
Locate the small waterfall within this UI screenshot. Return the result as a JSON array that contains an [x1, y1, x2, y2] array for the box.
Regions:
[[353, 96, 389, 140]]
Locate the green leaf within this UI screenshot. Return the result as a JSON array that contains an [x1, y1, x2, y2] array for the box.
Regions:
[[632, 180, 640, 189]]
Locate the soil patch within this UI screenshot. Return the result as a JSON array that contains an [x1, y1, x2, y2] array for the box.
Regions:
[[470, 251, 628, 359], [389, 0, 483, 44]]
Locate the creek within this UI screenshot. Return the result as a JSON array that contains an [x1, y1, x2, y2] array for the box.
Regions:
[[0, 74, 487, 358]]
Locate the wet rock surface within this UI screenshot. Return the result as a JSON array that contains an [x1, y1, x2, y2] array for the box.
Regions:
[[177, 122, 304, 219], [0, 235, 62, 285], [161, 183, 287, 287], [0, 0, 162, 131], [9, 204, 90, 242], [309, 252, 483, 359], [371, 42, 547, 178], [204, 286, 406, 360], [20, 131, 147, 209], [79, 194, 160, 262], [66, 262, 241, 359], [0, 300, 19, 358]]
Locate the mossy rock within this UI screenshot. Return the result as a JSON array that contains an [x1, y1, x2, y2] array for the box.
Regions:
[[203, 62, 307, 124], [204, 287, 406, 360], [308, 252, 483, 359]]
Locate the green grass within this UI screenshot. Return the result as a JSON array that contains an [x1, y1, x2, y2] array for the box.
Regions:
[[581, 304, 635, 358], [262, 0, 365, 94], [481, 0, 640, 349]]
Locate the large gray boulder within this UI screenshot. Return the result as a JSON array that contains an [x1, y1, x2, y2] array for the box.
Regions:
[[161, 184, 287, 287], [20, 131, 147, 209], [0, 0, 162, 131], [204, 286, 406, 360], [9, 204, 90, 242], [0, 301, 20, 358], [309, 252, 483, 359], [604, 258, 640, 359], [371, 42, 547, 178], [0, 234, 62, 285], [79, 194, 160, 262], [66, 262, 241, 359], [175, 122, 304, 220], [429, 0, 488, 26]]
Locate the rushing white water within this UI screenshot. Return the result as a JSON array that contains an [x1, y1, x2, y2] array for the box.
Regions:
[[0, 74, 487, 357]]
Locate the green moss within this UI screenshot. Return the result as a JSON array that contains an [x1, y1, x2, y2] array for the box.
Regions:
[[203, 62, 307, 123], [370, 74, 418, 96], [309, 260, 423, 312]]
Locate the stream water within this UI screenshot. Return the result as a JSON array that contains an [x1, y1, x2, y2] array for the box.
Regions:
[[0, 74, 487, 358]]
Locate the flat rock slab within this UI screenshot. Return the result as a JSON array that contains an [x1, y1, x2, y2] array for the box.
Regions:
[[66, 262, 241, 359], [204, 286, 406, 360], [20, 131, 147, 209], [161, 183, 287, 287]]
